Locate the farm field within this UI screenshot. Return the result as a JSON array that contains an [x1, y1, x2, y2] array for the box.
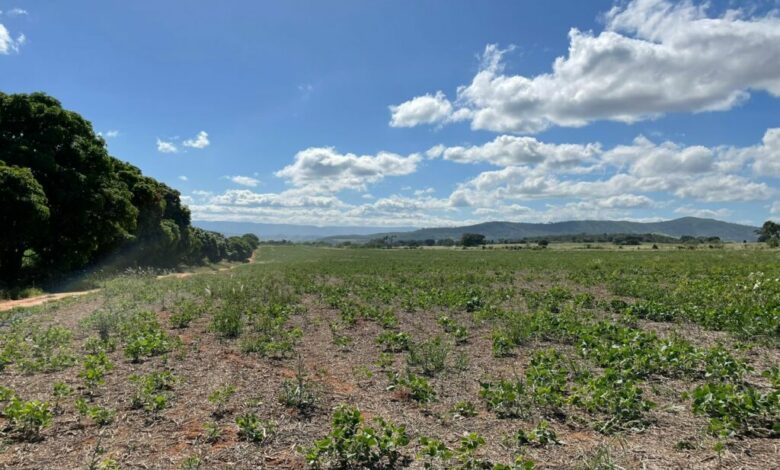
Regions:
[[1, 246, 778, 469]]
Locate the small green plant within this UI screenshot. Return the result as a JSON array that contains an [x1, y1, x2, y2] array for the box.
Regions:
[[438, 315, 469, 343], [569, 370, 654, 433], [691, 382, 779, 437], [123, 311, 177, 362], [417, 436, 452, 469], [479, 378, 531, 419], [52, 381, 72, 414], [75, 398, 115, 426], [2, 397, 53, 441], [130, 371, 177, 413], [492, 332, 514, 357], [515, 421, 560, 447], [375, 352, 395, 370], [407, 336, 449, 376], [203, 421, 223, 443], [170, 299, 203, 329], [181, 455, 202, 469], [208, 383, 236, 418], [279, 359, 319, 415], [376, 331, 411, 353], [235, 412, 275, 443], [388, 370, 436, 403], [450, 400, 477, 418], [79, 351, 114, 395], [305, 405, 410, 469]]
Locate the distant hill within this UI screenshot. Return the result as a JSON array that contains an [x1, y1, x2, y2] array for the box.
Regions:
[[320, 217, 759, 243], [193, 221, 415, 241]]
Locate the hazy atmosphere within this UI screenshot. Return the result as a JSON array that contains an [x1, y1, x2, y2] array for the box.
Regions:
[[3, 0, 780, 228]]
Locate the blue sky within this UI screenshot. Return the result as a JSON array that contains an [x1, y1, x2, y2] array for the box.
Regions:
[[2, 0, 779, 227]]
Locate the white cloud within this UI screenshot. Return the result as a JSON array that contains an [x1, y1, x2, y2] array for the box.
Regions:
[[226, 175, 260, 187], [751, 128, 780, 177], [0, 23, 24, 54], [156, 139, 178, 154], [435, 135, 601, 169], [182, 131, 210, 149], [603, 136, 714, 177], [178, 176, 189, 181], [770, 202, 780, 215], [390, 0, 780, 133], [389, 91, 454, 128], [674, 206, 733, 219], [275, 147, 421, 192], [99, 130, 119, 139]]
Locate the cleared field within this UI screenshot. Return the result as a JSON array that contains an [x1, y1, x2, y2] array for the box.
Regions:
[[1, 246, 778, 469]]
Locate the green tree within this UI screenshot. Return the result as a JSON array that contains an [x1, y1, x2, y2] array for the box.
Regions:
[[460, 233, 486, 247], [756, 221, 780, 244], [0, 163, 50, 281], [0, 92, 138, 275]]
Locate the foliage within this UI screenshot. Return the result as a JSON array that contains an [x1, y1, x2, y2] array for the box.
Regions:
[[2, 396, 53, 440], [479, 378, 531, 419], [235, 413, 275, 443], [388, 370, 437, 403], [208, 384, 236, 418], [305, 405, 410, 469], [691, 382, 779, 437], [130, 371, 177, 413]]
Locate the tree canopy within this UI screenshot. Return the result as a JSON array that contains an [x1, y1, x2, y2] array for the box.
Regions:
[[0, 92, 258, 287]]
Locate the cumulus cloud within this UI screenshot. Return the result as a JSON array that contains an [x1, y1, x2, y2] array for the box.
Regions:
[[156, 139, 178, 154], [178, 176, 188, 181], [183, 131, 210, 149], [389, 91, 454, 127], [226, 175, 260, 187], [433, 135, 601, 169], [389, 0, 780, 133], [275, 147, 421, 192]]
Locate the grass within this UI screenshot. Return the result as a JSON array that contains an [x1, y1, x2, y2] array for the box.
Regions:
[[0, 245, 778, 467]]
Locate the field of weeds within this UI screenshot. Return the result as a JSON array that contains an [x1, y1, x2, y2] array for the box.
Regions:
[[1, 246, 778, 469]]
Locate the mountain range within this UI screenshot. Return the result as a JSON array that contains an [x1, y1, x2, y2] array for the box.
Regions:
[[319, 217, 760, 243], [195, 217, 759, 243]]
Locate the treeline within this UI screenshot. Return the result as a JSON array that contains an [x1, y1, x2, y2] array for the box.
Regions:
[[0, 92, 257, 287], [359, 232, 728, 248]]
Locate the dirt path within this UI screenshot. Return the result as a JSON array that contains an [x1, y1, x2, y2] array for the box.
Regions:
[[0, 252, 258, 312]]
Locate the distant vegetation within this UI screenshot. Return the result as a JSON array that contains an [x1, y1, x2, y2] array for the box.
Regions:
[[0, 92, 257, 289]]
